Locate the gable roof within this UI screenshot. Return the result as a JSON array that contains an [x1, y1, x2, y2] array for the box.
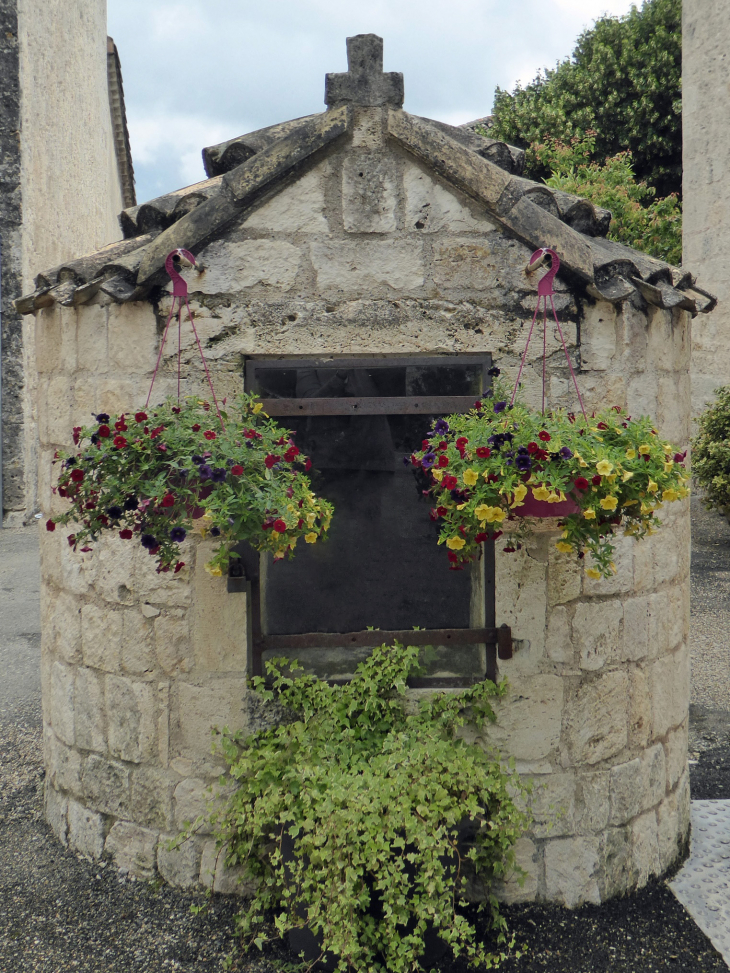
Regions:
[[16, 38, 713, 317]]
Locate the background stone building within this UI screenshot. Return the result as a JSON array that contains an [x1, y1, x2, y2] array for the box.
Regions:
[[0, 0, 134, 524], [17, 35, 712, 907]]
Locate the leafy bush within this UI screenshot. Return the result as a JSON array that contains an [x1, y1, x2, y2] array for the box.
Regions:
[[209, 642, 530, 972], [490, 0, 681, 199], [692, 387, 730, 512]]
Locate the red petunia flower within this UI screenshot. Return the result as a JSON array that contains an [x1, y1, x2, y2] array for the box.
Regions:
[[191, 424, 201, 432], [113, 435, 127, 448], [67, 534, 76, 547], [230, 464, 244, 476], [98, 424, 110, 438], [527, 442, 538, 454], [437, 455, 449, 468], [436, 506, 448, 517], [174, 561, 185, 573], [487, 473, 499, 484], [476, 447, 491, 458], [72, 426, 82, 445], [160, 494, 175, 508], [284, 446, 300, 462], [591, 475, 602, 485], [474, 401, 482, 410], [597, 422, 608, 430], [150, 425, 165, 439], [46, 519, 56, 532], [442, 475, 458, 490], [115, 419, 128, 432], [538, 431, 551, 442], [574, 477, 589, 490], [119, 529, 133, 539], [503, 545, 516, 553], [456, 436, 468, 448], [273, 519, 287, 533], [203, 430, 216, 441], [304, 458, 312, 471], [70, 468, 84, 483], [171, 407, 181, 414], [438, 441, 448, 451], [265, 454, 280, 469], [421, 439, 431, 450], [134, 412, 147, 422], [447, 551, 458, 563], [475, 532, 488, 543]]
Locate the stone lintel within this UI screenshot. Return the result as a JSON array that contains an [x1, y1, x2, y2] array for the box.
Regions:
[[325, 34, 404, 108]]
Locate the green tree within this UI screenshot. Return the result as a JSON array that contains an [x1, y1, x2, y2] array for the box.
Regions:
[[532, 133, 682, 265], [490, 0, 681, 198]]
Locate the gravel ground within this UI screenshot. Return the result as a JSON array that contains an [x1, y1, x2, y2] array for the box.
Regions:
[[2, 499, 730, 973]]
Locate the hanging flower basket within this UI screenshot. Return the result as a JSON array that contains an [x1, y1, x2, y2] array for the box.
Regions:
[[47, 394, 333, 576], [409, 380, 689, 578]]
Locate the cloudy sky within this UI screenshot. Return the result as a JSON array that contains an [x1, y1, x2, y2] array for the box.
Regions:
[[107, 0, 638, 206]]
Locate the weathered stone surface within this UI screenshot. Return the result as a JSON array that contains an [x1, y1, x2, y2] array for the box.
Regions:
[[573, 600, 623, 671], [608, 758, 642, 825], [664, 723, 688, 790], [310, 238, 424, 296], [172, 680, 250, 762], [632, 810, 660, 885], [158, 834, 206, 889], [121, 610, 155, 674], [174, 777, 213, 831], [107, 302, 158, 373], [130, 766, 175, 831], [104, 822, 159, 879], [403, 165, 493, 234], [326, 35, 403, 108], [657, 795, 681, 873], [47, 734, 83, 795], [67, 797, 106, 859], [495, 538, 548, 664], [155, 610, 193, 675], [580, 302, 618, 371], [492, 836, 539, 904], [650, 645, 690, 738], [76, 303, 108, 373], [106, 675, 157, 763], [46, 587, 82, 664], [622, 597, 650, 661], [489, 675, 563, 764], [200, 839, 257, 895], [529, 774, 576, 839], [81, 603, 122, 671], [578, 772, 610, 834], [343, 152, 397, 232], [82, 754, 130, 817], [544, 836, 601, 907], [628, 666, 652, 748], [582, 536, 633, 596], [564, 672, 628, 765], [192, 541, 247, 672], [547, 548, 582, 607], [641, 742, 667, 810], [45, 784, 68, 845], [600, 827, 635, 899], [196, 240, 302, 293], [245, 167, 328, 233], [50, 660, 75, 746], [74, 666, 106, 753], [545, 605, 573, 664], [647, 586, 685, 658]]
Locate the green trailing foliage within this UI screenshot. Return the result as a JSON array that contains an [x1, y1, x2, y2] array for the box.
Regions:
[[205, 642, 531, 972], [692, 388, 730, 513], [530, 133, 682, 266], [490, 0, 681, 200]]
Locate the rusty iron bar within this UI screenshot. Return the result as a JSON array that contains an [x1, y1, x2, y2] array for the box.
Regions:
[[254, 626, 510, 651], [259, 395, 479, 417]]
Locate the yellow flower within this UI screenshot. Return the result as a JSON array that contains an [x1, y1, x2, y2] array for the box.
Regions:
[[586, 568, 602, 580], [555, 541, 573, 553], [487, 506, 506, 523], [583, 509, 596, 519], [547, 492, 561, 503], [625, 448, 636, 460], [204, 563, 223, 577], [575, 454, 588, 468], [532, 485, 550, 501], [446, 535, 466, 550], [304, 532, 318, 544], [663, 443, 673, 453], [623, 498, 639, 506], [474, 503, 491, 522], [622, 471, 633, 482], [647, 480, 659, 494], [638, 444, 651, 455], [305, 512, 317, 526], [456, 502, 467, 510], [463, 469, 479, 486], [596, 460, 613, 476], [663, 461, 674, 473], [662, 488, 679, 502], [432, 469, 444, 482], [511, 484, 528, 506], [271, 530, 280, 540], [600, 495, 619, 511], [252, 402, 264, 414], [606, 474, 618, 484]]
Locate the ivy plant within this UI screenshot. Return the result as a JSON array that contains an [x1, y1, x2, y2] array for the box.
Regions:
[[206, 642, 531, 972], [692, 386, 730, 514]]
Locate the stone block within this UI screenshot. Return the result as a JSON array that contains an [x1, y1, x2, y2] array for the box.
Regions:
[[564, 672, 628, 765], [495, 537, 548, 664], [106, 675, 157, 763], [50, 660, 75, 746], [646, 307, 681, 373], [45, 784, 68, 845], [573, 600, 623, 671], [582, 535, 633, 596], [104, 822, 159, 879], [157, 834, 206, 889], [74, 667, 106, 753], [621, 597, 650, 661], [193, 541, 247, 671], [132, 544, 193, 608], [195, 240, 302, 292], [310, 238, 425, 296], [130, 767, 175, 830], [547, 548, 582, 607], [545, 605, 573, 664], [648, 587, 685, 658], [81, 604, 122, 672], [174, 777, 214, 831], [343, 152, 397, 232], [39, 374, 76, 446], [54, 532, 98, 596], [200, 839, 257, 895], [628, 667, 652, 749], [489, 675, 563, 764], [93, 538, 137, 606], [581, 302, 617, 371], [36, 304, 76, 375], [492, 836, 538, 904], [650, 645, 690, 738], [82, 754, 130, 818], [544, 836, 601, 907], [529, 774, 576, 839], [172, 680, 250, 762], [632, 810, 660, 886], [577, 772, 609, 834], [121, 611, 155, 674], [618, 301, 647, 373], [641, 743, 667, 810], [664, 723, 688, 790], [657, 795, 681, 873], [107, 303, 158, 373], [245, 167, 328, 233], [155, 610, 194, 675], [46, 587, 82, 664], [599, 827, 635, 899], [47, 733, 83, 795], [76, 304, 109, 374], [609, 758, 642, 825], [67, 797, 106, 859], [403, 164, 494, 234]]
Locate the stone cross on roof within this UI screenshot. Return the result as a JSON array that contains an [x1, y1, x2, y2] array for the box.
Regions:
[[325, 34, 404, 108]]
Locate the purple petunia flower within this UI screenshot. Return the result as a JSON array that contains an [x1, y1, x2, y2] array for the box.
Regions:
[[210, 526, 221, 537], [123, 495, 138, 511], [192, 455, 204, 464], [493, 401, 507, 413], [95, 413, 110, 423], [211, 467, 227, 483], [421, 452, 437, 469], [170, 526, 186, 543], [199, 464, 213, 480], [560, 447, 573, 459], [402, 455, 411, 467], [434, 419, 450, 435], [487, 366, 501, 378], [140, 533, 158, 550], [107, 506, 123, 519], [516, 454, 532, 472]]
